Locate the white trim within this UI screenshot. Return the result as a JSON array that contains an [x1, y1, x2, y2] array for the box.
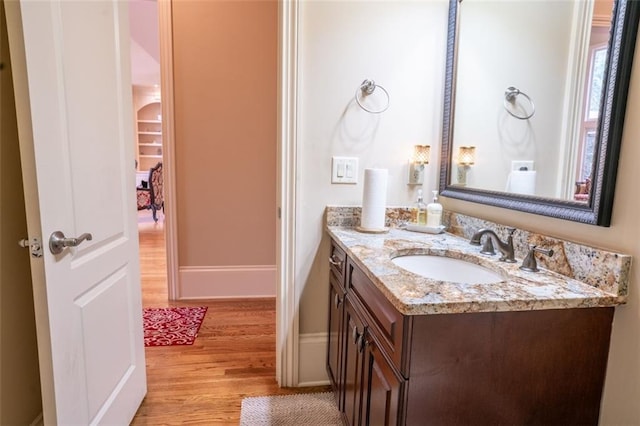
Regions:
[[298, 333, 330, 387], [158, 0, 179, 300], [558, 0, 593, 199], [276, 0, 300, 387], [177, 265, 276, 299]]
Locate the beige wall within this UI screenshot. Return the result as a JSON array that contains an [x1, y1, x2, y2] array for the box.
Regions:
[[454, 0, 573, 197], [296, 0, 640, 420], [594, 0, 614, 19], [172, 0, 277, 292], [0, 1, 42, 421], [295, 0, 448, 382]]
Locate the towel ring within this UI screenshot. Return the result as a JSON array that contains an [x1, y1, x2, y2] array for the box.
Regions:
[[355, 79, 390, 114], [503, 86, 535, 120]]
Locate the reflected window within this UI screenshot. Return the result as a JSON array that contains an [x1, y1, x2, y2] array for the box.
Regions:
[[578, 44, 608, 182], [587, 47, 607, 120], [580, 130, 596, 181]]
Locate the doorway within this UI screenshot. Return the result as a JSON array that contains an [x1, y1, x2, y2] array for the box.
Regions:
[[130, 0, 170, 304]]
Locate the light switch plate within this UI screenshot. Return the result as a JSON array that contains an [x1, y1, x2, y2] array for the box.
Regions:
[[332, 157, 358, 184]]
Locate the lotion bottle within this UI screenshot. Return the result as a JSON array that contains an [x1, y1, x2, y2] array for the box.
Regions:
[[426, 190, 443, 227], [411, 189, 427, 225]]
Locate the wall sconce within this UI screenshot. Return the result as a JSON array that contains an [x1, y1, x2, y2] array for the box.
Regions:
[[457, 146, 475, 186], [408, 144, 431, 185]]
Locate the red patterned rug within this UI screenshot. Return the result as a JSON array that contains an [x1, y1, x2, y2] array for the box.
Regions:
[[143, 306, 208, 347]]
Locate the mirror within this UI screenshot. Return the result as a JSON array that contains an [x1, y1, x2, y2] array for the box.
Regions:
[[439, 0, 640, 226]]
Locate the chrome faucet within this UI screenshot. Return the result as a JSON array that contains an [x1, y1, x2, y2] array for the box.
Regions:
[[470, 228, 517, 263]]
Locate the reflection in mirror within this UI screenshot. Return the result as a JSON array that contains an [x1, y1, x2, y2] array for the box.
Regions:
[[440, 0, 640, 226], [451, 0, 612, 200]]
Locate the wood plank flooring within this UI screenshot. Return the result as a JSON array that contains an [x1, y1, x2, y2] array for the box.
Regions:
[[131, 215, 329, 425]]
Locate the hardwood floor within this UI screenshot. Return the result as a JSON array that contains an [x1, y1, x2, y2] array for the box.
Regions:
[[131, 214, 329, 425]]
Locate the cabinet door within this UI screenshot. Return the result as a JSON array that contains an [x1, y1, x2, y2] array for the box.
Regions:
[[327, 272, 345, 408], [343, 297, 366, 426], [362, 335, 404, 426]]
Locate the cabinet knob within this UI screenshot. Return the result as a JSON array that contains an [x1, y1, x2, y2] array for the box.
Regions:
[[361, 336, 369, 353], [352, 326, 361, 345], [352, 326, 367, 353], [334, 294, 342, 308], [329, 254, 343, 268]]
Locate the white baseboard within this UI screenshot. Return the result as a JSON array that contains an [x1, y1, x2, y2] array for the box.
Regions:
[[298, 332, 330, 387], [178, 265, 276, 299]]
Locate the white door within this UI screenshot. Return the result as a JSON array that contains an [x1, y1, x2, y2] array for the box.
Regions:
[[6, 1, 147, 424]]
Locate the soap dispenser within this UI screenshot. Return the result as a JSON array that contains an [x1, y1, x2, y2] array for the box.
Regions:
[[411, 189, 427, 225], [426, 190, 443, 227]]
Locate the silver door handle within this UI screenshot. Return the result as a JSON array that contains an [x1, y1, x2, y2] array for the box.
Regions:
[[49, 231, 92, 254]]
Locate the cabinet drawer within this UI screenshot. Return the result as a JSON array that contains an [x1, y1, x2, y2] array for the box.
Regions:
[[329, 240, 347, 284], [347, 259, 407, 376]]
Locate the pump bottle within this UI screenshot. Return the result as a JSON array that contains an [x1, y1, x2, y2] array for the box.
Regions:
[[411, 189, 427, 225], [426, 190, 443, 227]]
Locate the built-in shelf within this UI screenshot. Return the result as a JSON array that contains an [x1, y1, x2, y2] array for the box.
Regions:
[[136, 101, 162, 172]]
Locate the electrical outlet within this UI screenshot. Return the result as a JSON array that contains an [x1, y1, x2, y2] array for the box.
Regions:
[[332, 157, 358, 184], [512, 160, 534, 171]]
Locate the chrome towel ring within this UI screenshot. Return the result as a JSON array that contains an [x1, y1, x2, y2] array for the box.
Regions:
[[504, 86, 535, 120], [355, 79, 390, 114]]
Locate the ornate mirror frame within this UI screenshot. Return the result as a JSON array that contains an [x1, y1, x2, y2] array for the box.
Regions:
[[439, 0, 640, 226]]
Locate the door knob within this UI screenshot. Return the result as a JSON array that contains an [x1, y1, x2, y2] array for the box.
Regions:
[[49, 231, 92, 254]]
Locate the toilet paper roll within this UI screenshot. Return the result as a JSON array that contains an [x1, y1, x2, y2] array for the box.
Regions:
[[360, 168, 388, 231], [506, 170, 536, 195]]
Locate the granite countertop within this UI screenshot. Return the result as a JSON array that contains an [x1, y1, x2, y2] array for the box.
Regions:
[[327, 226, 626, 315]]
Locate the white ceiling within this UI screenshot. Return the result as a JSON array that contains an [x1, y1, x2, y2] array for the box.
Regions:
[[129, 0, 160, 87]]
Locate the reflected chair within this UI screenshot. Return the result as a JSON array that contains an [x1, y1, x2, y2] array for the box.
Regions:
[[136, 162, 164, 222], [574, 178, 591, 202], [136, 185, 151, 210], [148, 162, 164, 222]]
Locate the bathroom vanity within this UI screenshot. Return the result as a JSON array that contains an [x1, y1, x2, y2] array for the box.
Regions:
[[325, 224, 628, 425]]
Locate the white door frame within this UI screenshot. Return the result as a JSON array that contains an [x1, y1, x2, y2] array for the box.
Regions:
[[158, 0, 179, 300], [276, 0, 300, 387], [157, 0, 299, 385]]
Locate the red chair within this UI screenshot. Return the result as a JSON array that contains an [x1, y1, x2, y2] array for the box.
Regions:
[[574, 178, 591, 202], [136, 162, 164, 221]]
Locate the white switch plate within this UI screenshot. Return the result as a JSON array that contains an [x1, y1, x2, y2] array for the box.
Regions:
[[332, 157, 358, 184], [512, 160, 534, 171]]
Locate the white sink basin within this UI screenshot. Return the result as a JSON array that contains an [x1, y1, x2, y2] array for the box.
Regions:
[[391, 255, 504, 284]]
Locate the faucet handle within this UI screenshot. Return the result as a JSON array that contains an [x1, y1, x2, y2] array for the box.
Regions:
[[480, 236, 496, 255], [519, 245, 554, 272]]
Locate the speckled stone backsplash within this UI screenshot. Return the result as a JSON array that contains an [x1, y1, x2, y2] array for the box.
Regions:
[[325, 206, 631, 297], [324, 206, 412, 228]]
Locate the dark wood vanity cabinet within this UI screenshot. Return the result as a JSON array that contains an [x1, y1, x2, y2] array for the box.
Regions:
[[327, 241, 347, 408], [342, 297, 366, 425], [342, 296, 405, 426], [328, 272, 345, 405], [328, 239, 405, 425], [327, 238, 615, 426]]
